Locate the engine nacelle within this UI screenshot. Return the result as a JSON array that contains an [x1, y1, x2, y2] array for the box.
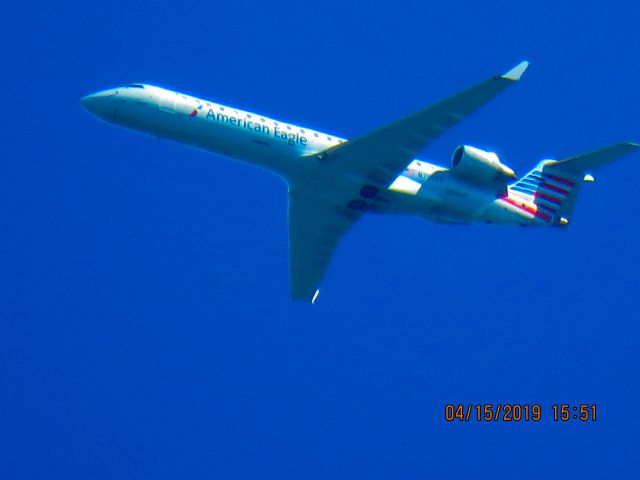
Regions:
[[451, 145, 515, 184]]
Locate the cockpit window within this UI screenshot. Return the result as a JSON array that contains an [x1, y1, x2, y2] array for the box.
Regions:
[[127, 84, 145, 89]]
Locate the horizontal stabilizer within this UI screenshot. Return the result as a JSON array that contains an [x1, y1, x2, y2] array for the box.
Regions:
[[549, 142, 640, 174]]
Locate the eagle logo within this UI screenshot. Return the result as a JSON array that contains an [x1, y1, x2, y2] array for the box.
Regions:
[[189, 104, 203, 117]]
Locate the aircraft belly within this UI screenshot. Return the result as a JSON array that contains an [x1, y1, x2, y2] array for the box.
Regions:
[[99, 79, 551, 229]]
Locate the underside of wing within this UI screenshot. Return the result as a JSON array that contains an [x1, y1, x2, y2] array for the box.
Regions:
[[285, 62, 529, 302], [313, 61, 529, 188], [288, 186, 361, 303]]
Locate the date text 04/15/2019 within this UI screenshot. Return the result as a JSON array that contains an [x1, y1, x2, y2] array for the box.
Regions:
[[444, 404, 597, 422]]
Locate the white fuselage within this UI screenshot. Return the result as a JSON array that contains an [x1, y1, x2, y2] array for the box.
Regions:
[[81, 84, 544, 227]]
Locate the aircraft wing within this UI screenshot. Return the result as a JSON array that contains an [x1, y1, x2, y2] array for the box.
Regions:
[[313, 61, 529, 187], [288, 186, 360, 302], [288, 62, 528, 302]]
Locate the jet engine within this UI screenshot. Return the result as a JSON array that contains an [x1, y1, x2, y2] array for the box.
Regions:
[[451, 145, 515, 184]]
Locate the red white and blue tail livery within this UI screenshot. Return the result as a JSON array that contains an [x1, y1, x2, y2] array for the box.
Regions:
[[505, 143, 638, 226]]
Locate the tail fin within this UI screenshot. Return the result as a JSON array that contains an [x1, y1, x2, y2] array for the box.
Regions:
[[509, 142, 639, 225]]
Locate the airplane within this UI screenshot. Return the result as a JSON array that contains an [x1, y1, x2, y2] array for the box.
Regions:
[[81, 61, 639, 303]]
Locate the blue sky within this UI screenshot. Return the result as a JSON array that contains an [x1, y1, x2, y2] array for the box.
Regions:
[[3, 0, 640, 478]]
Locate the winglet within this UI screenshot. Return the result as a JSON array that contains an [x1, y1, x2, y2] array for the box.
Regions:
[[501, 61, 529, 81]]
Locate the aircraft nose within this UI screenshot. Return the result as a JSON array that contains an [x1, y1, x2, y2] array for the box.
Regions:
[[80, 89, 118, 121]]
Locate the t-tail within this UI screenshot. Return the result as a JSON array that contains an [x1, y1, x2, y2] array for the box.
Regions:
[[508, 142, 639, 226]]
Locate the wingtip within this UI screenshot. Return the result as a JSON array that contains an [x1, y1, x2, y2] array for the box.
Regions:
[[311, 289, 320, 304], [618, 141, 640, 150], [291, 288, 321, 304], [501, 61, 529, 81]]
